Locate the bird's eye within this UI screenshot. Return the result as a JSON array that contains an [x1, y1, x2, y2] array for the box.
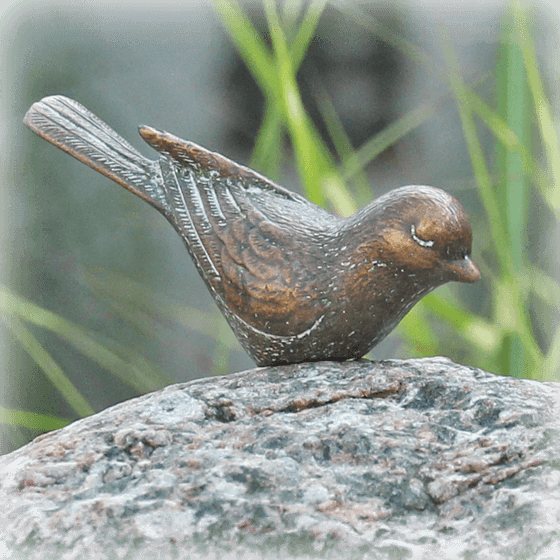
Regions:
[[410, 224, 434, 248]]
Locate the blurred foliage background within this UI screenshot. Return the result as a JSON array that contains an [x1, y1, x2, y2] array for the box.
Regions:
[[1, 0, 559, 454]]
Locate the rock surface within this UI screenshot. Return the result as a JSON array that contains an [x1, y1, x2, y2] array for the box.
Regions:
[[0, 357, 559, 559]]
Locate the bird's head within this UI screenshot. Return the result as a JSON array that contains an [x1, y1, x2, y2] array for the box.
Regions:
[[351, 185, 480, 286]]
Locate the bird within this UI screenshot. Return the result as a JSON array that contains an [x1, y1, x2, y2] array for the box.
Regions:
[[24, 95, 481, 366]]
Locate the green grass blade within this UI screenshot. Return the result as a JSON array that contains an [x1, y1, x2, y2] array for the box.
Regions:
[[0, 286, 172, 393], [398, 304, 440, 356], [308, 75, 371, 204], [2, 314, 95, 417], [212, 0, 277, 98], [263, 0, 324, 201], [341, 99, 438, 183], [250, 102, 283, 178], [527, 266, 560, 307], [500, 17, 530, 272], [333, 2, 435, 70], [440, 28, 512, 277], [494, 9, 531, 378], [440, 26, 543, 374], [279, 0, 305, 35], [541, 323, 560, 381], [0, 424, 31, 452], [289, 0, 329, 68], [468, 84, 556, 218], [1, 406, 71, 431], [215, 0, 356, 212], [514, 0, 560, 200]]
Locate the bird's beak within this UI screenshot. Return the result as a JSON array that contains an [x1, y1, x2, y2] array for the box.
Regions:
[[446, 255, 481, 283]]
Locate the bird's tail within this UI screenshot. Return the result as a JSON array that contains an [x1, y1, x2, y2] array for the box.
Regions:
[[23, 95, 166, 212]]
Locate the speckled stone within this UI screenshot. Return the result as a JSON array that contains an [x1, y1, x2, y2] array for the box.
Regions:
[[0, 357, 558, 560]]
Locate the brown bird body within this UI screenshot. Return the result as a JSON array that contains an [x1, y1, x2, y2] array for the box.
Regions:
[[24, 95, 480, 366]]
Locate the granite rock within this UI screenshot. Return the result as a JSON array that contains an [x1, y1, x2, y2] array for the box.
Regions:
[[0, 357, 558, 559]]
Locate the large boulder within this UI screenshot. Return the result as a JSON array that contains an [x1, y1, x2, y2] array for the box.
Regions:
[[1, 357, 558, 559]]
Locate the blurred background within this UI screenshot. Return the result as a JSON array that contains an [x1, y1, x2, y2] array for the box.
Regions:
[[1, 0, 559, 453]]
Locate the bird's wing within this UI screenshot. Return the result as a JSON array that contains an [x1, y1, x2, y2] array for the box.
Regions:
[[23, 96, 334, 337], [139, 126, 333, 336]]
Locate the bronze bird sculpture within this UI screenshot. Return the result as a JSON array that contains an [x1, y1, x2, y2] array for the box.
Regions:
[[24, 95, 480, 366]]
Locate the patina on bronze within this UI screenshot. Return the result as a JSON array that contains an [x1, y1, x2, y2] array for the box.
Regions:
[[24, 95, 480, 366]]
